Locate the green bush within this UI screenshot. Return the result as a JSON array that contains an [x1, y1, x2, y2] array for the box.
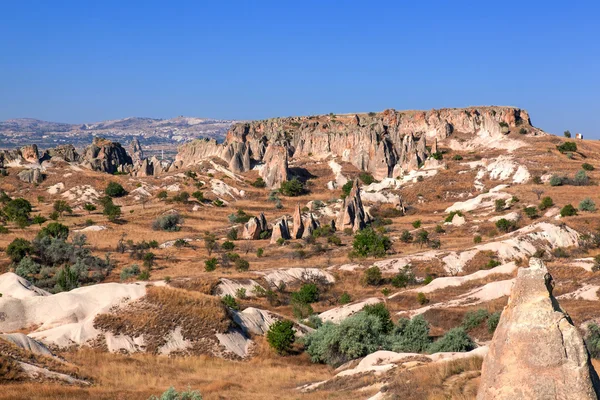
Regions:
[[204, 257, 218, 272], [495, 218, 517, 233], [351, 228, 391, 258], [524, 206, 539, 219], [400, 230, 413, 243], [427, 327, 475, 353], [0, 225, 9, 234], [415, 229, 429, 247], [580, 198, 596, 212], [362, 303, 393, 333], [359, 172, 375, 185], [539, 196, 554, 211], [452, 154, 463, 161], [252, 177, 266, 188], [192, 191, 204, 202], [102, 199, 121, 222], [234, 257, 250, 271], [256, 247, 264, 257], [339, 292, 351, 304], [3, 198, 32, 223], [228, 209, 253, 224], [473, 235, 482, 244], [32, 215, 47, 226], [15, 256, 42, 279], [148, 386, 202, 400], [6, 238, 32, 263], [221, 241, 235, 250], [412, 219, 422, 228], [585, 323, 600, 359], [462, 309, 490, 330], [266, 320, 296, 355], [157, 191, 168, 200], [417, 292, 429, 305], [280, 178, 305, 196], [557, 141, 577, 153], [120, 264, 141, 281], [221, 294, 239, 310], [389, 315, 432, 353], [564, 130, 572, 138], [494, 199, 506, 212], [105, 182, 127, 197], [549, 175, 564, 186], [152, 214, 183, 231], [391, 265, 416, 288], [444, 211, 463, 223], [341, 180, 353, 198], [560, 204, 577, 217], [487, 311, 501, 333], [53, 200, 72, 217], [573, 170, 590, 186], [362, 266, 383, 286], [37, 222, 69, 240], [582, 163, 595, 171]]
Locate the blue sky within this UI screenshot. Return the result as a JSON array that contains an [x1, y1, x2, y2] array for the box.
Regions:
[[0, 0, 598, 137]]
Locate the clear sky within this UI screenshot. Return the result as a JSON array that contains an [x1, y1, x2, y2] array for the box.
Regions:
[[1, 0, 598, 137]]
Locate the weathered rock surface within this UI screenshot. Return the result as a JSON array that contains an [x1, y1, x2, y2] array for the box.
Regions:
[[43, 144, 79, 162], [129, 138, 144, 163], [477, 258, 600, 400], [291, 203, 304, 239], [302, 212, 320, 238], [337, 179, 369, 232], [242, 213, 268, 240], [270, 217, 291, 244], [259, 144, 289, 189], [81, 137, 133, 174], [176, 106, 538, 181], [0, 145, 41, 167], [17, 168, 44, 184]]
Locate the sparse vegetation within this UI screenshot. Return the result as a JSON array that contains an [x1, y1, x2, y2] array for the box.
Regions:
[[266, 320, 296, 355], [153, 214, 183, 231], [279, 178, 305, 197], [351, 228, 391, 258], [105, 181, 127, 198], [560, 204, 577, 217]]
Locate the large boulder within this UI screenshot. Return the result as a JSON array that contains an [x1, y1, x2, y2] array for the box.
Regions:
[[17, 168, 44, 184], [260, 144, 289, 189], [477, 258, 600, 400], [43, 144, 79, 162], [270, 217, 291, 244], [242, 213, 268, 240], [337, 179, 369, 232], [81, 137, 133, 174]]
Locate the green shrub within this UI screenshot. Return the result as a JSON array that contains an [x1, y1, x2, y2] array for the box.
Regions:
[[573, 170, 590, 186], [452, 155, 463, 161], [427, 327, 475, 353], [400, 230, 413, 243], [524, 206, 539, 219], [582, 163, 595, 171], [391, 266, 416, 288], [3, 198, 32, 223], [221, 294, 239, 310], [473, 235, 482, 244], [252, 177, 266, 188], [256, 248, 264, 257], [532, 175, 542, 184], [435, 224, 445, 234], [579, 198, 596, 212], [351, 228, 391, 258], [444, 211, 463, 223], [204, 257, 218, 271], [280, 178, 305, 196], [0, 225, 9, 234], [213, 199, 225, 207], [105, 182, 127, 197], [6, 238, 32, 263], [415, 229, 429, 247], [37, 222, 69, 240], [388, 315, 432, 353], [495, 218, 517, 233], [148, 386, 203, 400], [157, 191, 168, 200], [358, 172, 375, 185], [560, 204, 577, 217], [236, 287, 247, 299], [486, 259, 501, 269], [221, 241, 235, 250], [487, 312, 501, 333], [32, 215, 47, 226], [417, 292, 429, 305], [53, 200, 72, 217], [462, 309, 490, 330], [549, 175, 564, 186], [556, 141, 577, 153], [152, 214, 183, 231], [363, 303, 393, 333], [102, 199, 121, 222], [539, 196, 554, 211], [431, 152, 443, 160], [192, 191, 204, 202], [15, 256, 42, 279], [585, 323, 600, 359], [228, 209, 253, 223], [266, 320, 296, 355], [494, 199, 506, 212], [362, 266, 383, 286], [412, 220, 422, 228], [339, 292, 351, 304], [564, 130, 572, 138], [234, 257, 250, 271], [519, 128, 527, 135], [341, 180, 353, 198], [120, 264, 141, 281]]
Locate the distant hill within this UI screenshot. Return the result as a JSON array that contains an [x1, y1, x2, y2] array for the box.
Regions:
[[0, 116, 236, 149]]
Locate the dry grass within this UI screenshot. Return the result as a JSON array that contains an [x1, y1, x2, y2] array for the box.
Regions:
[[94, 286, 230, 353]]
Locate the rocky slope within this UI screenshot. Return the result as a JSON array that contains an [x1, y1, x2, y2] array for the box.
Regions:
[[175, 106, 543, 187]]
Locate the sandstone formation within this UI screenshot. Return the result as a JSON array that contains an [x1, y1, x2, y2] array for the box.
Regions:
[[43, 144, 80, 162], [0, 145, 41, 167], [337, 179, 369, 232], [290, 203, 305, 239], [80, 137, 133, 174], [259, 144, 289, 189], [301, 212, 320, 238], [130, 138, 144, 163], [175, 106, 538, 181], [17, 168, 44, 184], [477, 258, 600, 400], [243, 213, 269, 240], [270, 217, 291, 244]]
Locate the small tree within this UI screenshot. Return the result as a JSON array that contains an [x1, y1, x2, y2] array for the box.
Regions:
[[266, 320, 296, 355], [351, 228, 391, 258], [280, 178, 305, 197], [192, 191, 204, 202], [400, 230, 413, 243], [84, 203, 97, 213], [362, 266, 383, 286], [105, 181, 127, 198], [157, 190, 168, 200], [148, 387, 202, 400], [531, 188, 544, 200], [203, 232, 217, 256], [204, 257, 218, 271], [53, 200, 72, 217], [6, 238, 32, 263], [560, 204, 577, 217], [103, 199, 121, 222], [539, 196, 554, 211], [152, 214, 183, 231], [564, 130, 572, 138], [495, 218, 517, 233], [573, 170, 590, 186], [38, 222, 69, 240], [579, 198, 596, 212], [415, 229, 429, 247]]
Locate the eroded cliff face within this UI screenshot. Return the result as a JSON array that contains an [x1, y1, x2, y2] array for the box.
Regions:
[[175, 106, 538, 184], [80, 137, 133, 174], [477, 258, 600, 400]]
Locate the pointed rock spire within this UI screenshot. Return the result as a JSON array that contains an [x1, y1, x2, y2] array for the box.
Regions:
[[291, 203, 304, 239]]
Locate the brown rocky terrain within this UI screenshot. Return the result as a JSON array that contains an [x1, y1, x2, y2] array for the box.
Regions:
[[1, 106, 600, 399]]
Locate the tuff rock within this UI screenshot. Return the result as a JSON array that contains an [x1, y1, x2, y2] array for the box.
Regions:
[[270, 217, 291, 244], [337, 179, 369, 232], [477, 258, 600, 400], [17, 168, 44, 184], [81, 137, 133, 174], [291, 203, 304, 239]]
